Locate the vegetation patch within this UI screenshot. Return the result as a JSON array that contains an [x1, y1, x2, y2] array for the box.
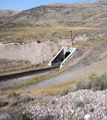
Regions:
[[9, 99, 17, 106], [73, 100, 85, 108], [40, 115, 54, 120], [0, 100, 8, 107], [60, 87, 70, 96], [0, 59, 40, 74], [90, 72, 107, 90], [6, 110, 30, 120], [76, 77, 91, 90], [74, 72, 107, 91], [20, 95, 34, 103], [17, 71, 107, 97], [7, 91, 16, 98], [11, 114, 30, 120], [0, 25, 101, 44]]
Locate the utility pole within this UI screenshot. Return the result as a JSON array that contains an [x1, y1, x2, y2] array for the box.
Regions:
[[70, 31, 74, 47], [24, 30, 26, 40], [42, 44, 44, 64]]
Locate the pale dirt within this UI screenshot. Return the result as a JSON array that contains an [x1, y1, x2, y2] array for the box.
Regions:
[[0, 39, 71, 64]]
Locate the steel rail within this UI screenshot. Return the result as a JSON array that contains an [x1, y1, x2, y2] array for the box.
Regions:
[[0, 66, 59, 81]]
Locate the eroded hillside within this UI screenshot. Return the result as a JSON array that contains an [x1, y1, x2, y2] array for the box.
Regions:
[[0, 1, 107, 27]]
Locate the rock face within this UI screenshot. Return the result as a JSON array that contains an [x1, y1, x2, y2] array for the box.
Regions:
[[24, 89, 107, 120], [0, 39, 71, 64]]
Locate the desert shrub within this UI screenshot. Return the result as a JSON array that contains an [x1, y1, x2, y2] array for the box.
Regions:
[[91, 76, 103, 90], [60, 87, 70, 96], [51, 100, 55, 104], [70, 86, 76, 92], [0, 21, 3, 24], [12, 114, 30, 120], [12, 114, 24, 120], [6, 110, 30, 120], [17, 40, 23, 45], [40, 115, 54, 120], [76, 78, 91, 90], [0, 100, 8, 107], [75, 72, 107, 91], [7, 91, 16, 98], [20, 95, 34, 103], [100, 72, 107, 89], [90, 72, 107, 90], [73, 100, 85, 108], [9, 99, 17, 106], [84, 98, 90, 104]]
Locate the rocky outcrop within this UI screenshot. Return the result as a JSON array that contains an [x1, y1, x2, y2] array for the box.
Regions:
[[24, 89, 107, 120]]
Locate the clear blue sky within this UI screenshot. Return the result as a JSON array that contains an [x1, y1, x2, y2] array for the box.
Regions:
[[0, 0, 98, 11]]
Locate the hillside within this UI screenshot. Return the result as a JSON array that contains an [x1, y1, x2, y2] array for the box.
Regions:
[[0, 1, 107, 27], [0, 10, 21, 21], [0, 1, 107, 120]]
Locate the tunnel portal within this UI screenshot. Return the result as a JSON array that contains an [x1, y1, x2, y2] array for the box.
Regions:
[[49, 47, 77, 68]]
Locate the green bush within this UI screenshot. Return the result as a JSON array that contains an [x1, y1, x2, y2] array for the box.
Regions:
[[9, 99, 17, 106], [20, 95, 34, 103], [12, 114, 30, 120], [76, 78, 91, 90], [75, 72, 107, 91], [60, 87, 70, 96], [40, 115, 54, 120], [73, 100, 85, 108], [12, 114, 24, 120], [51, 100, 55, 104], [91, 76, 103, 90], [0, 21, 3, 24], [90, 72, 107, 90], [6, 111, 30, 120], [0, 100, 8, 107], [7, 91, 16, 98], [100, 72, 107, 89]]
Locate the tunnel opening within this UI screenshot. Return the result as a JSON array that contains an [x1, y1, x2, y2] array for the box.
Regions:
[[65, 52, 71, 58], [61, 58, 63, 62]]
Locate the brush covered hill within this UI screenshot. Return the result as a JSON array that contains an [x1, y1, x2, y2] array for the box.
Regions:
[[0, 1, 107, 27]]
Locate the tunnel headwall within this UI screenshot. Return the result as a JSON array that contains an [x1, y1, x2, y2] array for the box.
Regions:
[[48, 47, 77, 68]]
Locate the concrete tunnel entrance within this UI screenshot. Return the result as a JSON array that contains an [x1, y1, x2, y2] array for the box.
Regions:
[[48, 47, 77, 68]]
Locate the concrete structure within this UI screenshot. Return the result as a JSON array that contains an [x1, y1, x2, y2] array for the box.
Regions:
[[48, 47, 77, 68]]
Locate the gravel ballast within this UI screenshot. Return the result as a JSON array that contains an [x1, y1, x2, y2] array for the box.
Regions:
[[24, 89, 107, 120]]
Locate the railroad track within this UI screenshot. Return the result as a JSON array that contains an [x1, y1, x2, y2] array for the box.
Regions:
[[0, 66, 59, 81]]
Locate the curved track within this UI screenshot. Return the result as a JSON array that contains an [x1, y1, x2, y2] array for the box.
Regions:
[[0, 66, 59, 81]]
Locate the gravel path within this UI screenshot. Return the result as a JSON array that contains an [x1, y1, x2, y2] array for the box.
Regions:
[[23, 55, 107, 90]]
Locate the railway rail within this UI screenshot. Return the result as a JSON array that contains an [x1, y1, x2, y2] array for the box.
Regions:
[[0, 66, 59, 81]]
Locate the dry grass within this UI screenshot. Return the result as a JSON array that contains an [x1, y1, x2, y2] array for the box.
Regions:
[[0, 25, 101, 44], [29, 71, 107, 96], [0, 63, 41, 73], [5, 71, 107, 98]]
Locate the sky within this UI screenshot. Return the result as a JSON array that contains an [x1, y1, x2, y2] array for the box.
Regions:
[[0, 0, 98, 11]]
